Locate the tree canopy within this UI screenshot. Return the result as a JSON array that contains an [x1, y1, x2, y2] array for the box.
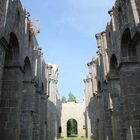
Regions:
[[60, 92, 77, 103], [61, 96, 67, 103], [67, 92, 76, 102]]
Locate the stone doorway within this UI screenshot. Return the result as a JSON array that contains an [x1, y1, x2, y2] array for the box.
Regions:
[[67, 119, 78, 137]]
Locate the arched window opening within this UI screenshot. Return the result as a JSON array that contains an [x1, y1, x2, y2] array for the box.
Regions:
[[131, 31, 140, 61], [41, 83, 44, 95], [110, 54, 118, 72], [58, 126, 62, 133], [110, 54, 119, 79], [121, 28, 137, 62], [97, 81, 101, 93], [24, 57, 32, 81], [67, 119, 78, 137], [5, 32, 19, 65]]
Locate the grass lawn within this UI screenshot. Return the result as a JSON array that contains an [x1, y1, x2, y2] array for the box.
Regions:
[[58, 138, 91, 140]]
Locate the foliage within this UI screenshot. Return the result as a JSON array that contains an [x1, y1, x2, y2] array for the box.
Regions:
[[61, 96, 67, 103], [67, 92, 76, 102], [67, 119, 77, 137]]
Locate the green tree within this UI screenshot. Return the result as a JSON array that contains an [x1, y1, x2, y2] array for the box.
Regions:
[[67, 92, 76, 102], [61, 96, 67, 103], [67, 119, 78, 137]]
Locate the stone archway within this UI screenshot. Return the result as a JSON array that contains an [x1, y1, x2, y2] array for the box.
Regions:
[[0, 32, 22, 139], [67, 119, 78, 137], [20, 56, 34, 140], [60, 102, 86, 138], [121, 28, 137, 62]]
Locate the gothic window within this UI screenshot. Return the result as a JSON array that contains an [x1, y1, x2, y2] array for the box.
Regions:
[[110, 54, 118, 72], [97, 81, 101, 94], [121, 28, 137, 62], [5, 32, 19, 66], [58, 126, 62, 133], [24, 57, 32, 81], [41, 83, 44, 95]]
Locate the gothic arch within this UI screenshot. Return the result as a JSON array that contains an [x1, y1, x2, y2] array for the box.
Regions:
[[97, 81, 101, 93], [41, 82, 44, 94], [20, 56, 34, 139], [5, 32, 19, 65], [121, 28, 137, 61], [23, 56, 32, 81], [110, 54, 118, 72], [132, 31, 140, 45]]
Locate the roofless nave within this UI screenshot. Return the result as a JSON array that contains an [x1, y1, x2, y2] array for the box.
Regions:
[[0, 0, 140, 140]]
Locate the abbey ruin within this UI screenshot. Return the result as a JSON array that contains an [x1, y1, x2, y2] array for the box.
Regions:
[[84, 0, 140, 140], [0, 0, 140, 140]]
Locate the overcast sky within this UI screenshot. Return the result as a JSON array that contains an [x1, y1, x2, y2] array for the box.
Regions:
[[20, 0, 116, 102]]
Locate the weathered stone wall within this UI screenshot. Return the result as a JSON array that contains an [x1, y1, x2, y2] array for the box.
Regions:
[[57, 97, 62, 138], [46, 64, 58, 140], [60, 102, 86, 138], [0, 1, 58, 140], [85, 0, 140, 140], [84, 75, 93, 138]]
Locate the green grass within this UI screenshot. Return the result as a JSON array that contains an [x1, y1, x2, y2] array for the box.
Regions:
[[58, 138, 91, 140]]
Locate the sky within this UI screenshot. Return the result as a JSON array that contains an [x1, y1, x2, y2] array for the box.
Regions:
[[20, 0, 115, 102]]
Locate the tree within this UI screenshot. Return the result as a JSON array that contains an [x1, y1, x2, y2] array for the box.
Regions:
[[61, 96, 67, 103], [67, 119, 78, 137], [67, 92, 76, 102]]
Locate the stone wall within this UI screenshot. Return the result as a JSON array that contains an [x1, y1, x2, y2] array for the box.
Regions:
[[46, 64, 59, 140], [85, 0, 140, 140], [0, 1, 58, 140], [60, 102, 86, 138]]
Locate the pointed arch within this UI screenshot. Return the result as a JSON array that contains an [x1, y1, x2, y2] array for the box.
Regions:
[[24, 56, 32, 81], [5, 32, 19, 65], [121, 28, 137, 61], [41, 82, 44, 94], [110, 54, 118, 71], [97, 81, 101, 93]]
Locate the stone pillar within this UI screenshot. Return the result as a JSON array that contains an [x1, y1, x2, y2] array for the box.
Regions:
[[32, 90, 41, 140], [0, 66, 22, 140], [0, 0, 9, 35], [20, 81, 35, 140], [39, 95, 46, 140], [84, 75, 93, 139], [110, 76, 122, 140], [130, 0, 140, 25], [108, 9, 116, 31], [0, 44, 6, 99], [120, 64, 140, 140]]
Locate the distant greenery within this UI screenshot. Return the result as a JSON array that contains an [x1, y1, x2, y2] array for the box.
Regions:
[[67, 119, 77, 137], [67, 92, 76, 102], [60, 92, 77, 103], [61, 96, 67, 103]]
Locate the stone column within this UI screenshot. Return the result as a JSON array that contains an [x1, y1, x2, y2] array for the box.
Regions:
[[0, 44, 6, 98], [0, 66, 22, 140], [130, 0, 140, 25], [20, 81, 35, 140]]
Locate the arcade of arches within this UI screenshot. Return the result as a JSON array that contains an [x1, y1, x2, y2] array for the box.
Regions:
[[0, 0, 140, 140]]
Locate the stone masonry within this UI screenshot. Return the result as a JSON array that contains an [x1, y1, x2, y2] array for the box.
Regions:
[[60, 102, 86, 138], [1, 0, 140, 140], [0, 0, 58, 140], [46, 64, 59, 140], [84, 0, 140, 140]]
